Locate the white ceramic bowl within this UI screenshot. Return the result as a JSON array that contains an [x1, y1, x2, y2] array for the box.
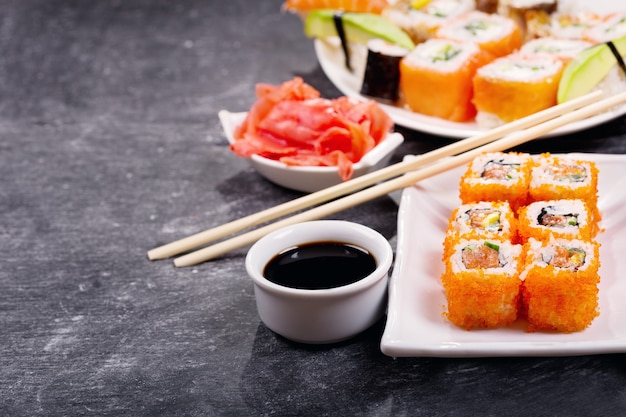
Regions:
[[219, 110, 404, 193], [245, 220, 393, 344]]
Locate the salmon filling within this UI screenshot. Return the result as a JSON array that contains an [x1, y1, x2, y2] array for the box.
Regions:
[[466, 208, 502, 232], [537, 207, 579, 228], [547, 245, 586, 270], [546, 162, 587, 182], [481, 159, 521, 180], [461, 242, 502, 269]]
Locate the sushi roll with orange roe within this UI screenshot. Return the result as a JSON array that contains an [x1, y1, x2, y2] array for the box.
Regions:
[[458, 152, 533, 212], [443, 200, 518, 259], [520, 237, 600, 332], [472, 54, 564, 127], [529, 153, 600, 222], [517, 199, 597, 242], [399, 38, 494, 122], [436, 11, 523, 58], [442, 237, 524, 329]]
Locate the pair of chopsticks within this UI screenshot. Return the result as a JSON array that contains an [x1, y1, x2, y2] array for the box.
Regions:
[[149, 89, 626, 267]]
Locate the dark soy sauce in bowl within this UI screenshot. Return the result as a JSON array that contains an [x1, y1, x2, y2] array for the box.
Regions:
[[263, 241, 377, 290]]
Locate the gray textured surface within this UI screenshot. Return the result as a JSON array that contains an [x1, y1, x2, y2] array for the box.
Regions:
[[2, 0, 626, 416]]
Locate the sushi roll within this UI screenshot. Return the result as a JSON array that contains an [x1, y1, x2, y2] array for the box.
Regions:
[[382, 0, 476, 44], [472, 54, 564, 127], [435, 11, 523, 58], [360, 39, 409, 102], [520, 237, 600, 332], [458, 152, 533, 212], [529, 153, 600, 221], [584, 12, 626, 43], [518, 37, 593, 65], [443, 200, 518, 258], [496, 0, 557, 41], [441, 237, 523, 329], [399, 38, 494, 122], [522, 9, 554, 40], [517, 198, 596, 242], [548, 12, 603, 40], [496, 1, 557, 18]]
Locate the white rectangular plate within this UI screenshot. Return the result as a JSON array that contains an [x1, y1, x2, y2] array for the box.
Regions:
[[380, 153, 626, 357]]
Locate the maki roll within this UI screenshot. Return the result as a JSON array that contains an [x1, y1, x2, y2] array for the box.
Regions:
[[529, 153, 600, 221], [382, 0, 475, 44], [360, 39, 409, 102], [520, 237, 600, 332], [458, 152, 533, 212], [472, 54, 564, 127], [518, 37, 593, 65], [548, 12, 603, 40], [496, 0, 557, 41], [517, 198, 596, 242], [441, 238, 523, 329], [399, 38, 494, 122], [497, 0, 557, 17], [443, 200, 518, 258], [435, 11, 523, 58], [584, 12, 626, 43]]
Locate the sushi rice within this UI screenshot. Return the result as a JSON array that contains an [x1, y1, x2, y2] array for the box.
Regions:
[[529, 153, 600, 221], [441, 152, 603, 332], [517, 198, 596, 242], [472, 54, 564, 127], [520, 237, 601, 332], [443, 200, 518, 258], [442, 237, 524, 329], [458, 151, 533, 211], [435, 10, 523, 58], [399, 38, 494, 122]]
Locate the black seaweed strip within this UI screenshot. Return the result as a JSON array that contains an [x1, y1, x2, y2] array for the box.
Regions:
[[606, 40, 626, 76], [333, 12, 352, 71]]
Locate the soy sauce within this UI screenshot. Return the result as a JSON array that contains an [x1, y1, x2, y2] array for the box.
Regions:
[[263, 241, 377, 290]]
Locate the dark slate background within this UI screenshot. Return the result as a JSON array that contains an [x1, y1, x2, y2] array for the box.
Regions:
[[2, 0, 626, 416]]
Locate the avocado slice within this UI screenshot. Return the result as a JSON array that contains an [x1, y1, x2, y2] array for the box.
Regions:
[[303, 9, 415, 51], [557, 34, 626, 103]]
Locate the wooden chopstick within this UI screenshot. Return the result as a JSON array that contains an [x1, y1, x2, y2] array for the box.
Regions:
[[147, 90, 604, 261], [173, 90, 626, 267]]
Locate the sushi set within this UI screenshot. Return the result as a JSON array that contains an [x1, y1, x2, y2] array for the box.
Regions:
[[446, 152, 600, 333], [307, 0, 626, 138], [150, 1, 626, 356], [150, 85, 626, 356], [380, 152, 626, 357]]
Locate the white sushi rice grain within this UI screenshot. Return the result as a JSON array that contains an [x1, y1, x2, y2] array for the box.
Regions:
[[449, 238, 522, 274], [403, 38, 481, 72]]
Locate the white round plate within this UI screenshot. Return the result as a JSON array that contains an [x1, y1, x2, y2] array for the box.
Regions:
[[313, 0, 626, 139]]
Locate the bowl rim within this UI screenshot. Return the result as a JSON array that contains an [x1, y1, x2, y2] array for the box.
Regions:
[[245, 220, 393, 299]]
